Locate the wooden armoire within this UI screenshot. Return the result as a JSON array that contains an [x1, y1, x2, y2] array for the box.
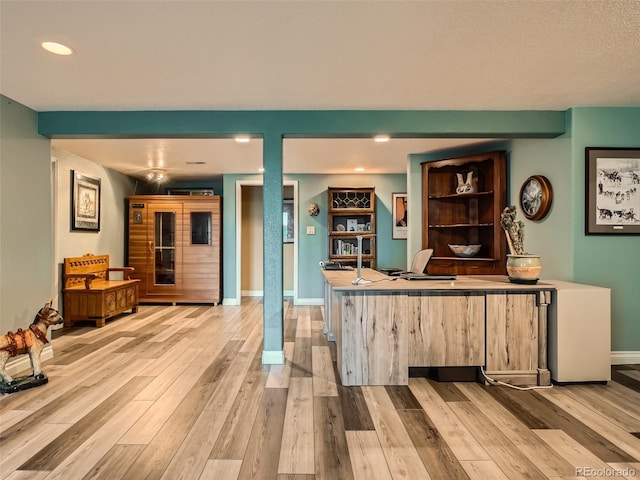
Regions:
[[128, 195, 222, 304]]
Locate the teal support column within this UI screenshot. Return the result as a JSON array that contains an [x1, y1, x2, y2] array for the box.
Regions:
[[262, 132, 284, 364]]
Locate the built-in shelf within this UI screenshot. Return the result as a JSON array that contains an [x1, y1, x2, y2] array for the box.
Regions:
[[422, 151, 507, 275], [327, 187, 376, 269]]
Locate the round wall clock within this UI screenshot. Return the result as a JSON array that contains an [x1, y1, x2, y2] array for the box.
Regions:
[[519, 175, 553, 220]]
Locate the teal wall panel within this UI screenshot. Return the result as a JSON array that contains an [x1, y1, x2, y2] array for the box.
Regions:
[[569, 107, 640, 352], [36, 108, 571, 361], [223, 173, 407, 302], [38, 110, 566, 138]]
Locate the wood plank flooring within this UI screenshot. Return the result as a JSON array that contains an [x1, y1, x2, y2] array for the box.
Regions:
[[1, 299, 639, 480]]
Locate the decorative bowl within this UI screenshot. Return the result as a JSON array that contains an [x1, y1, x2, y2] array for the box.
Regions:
[[448, 244, 481, 257]]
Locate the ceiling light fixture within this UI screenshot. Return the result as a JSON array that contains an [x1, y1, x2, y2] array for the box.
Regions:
[[354, 167, 365, 172], [146, 169, 167, 182], [258, 167, 265, 172], [374, 135, 390, 143], [235, 135, 251, 143], [41, 41, 74, 56]]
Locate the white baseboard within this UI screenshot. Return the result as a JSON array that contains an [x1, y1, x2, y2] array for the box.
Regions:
[[262, 350, 284, 365], [5, 345, 54, 376], [240, 290, 294, 297], [611, 351, 640, 365], [241, 290, 263, 297], [296, 298, 324, 306], [225, 296, 321, 306]]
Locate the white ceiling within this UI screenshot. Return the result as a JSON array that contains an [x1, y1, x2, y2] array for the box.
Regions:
[[3, 0, 640, 178]]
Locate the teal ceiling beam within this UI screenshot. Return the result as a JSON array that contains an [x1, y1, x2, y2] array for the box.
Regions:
[[38, 110, 566, 138]]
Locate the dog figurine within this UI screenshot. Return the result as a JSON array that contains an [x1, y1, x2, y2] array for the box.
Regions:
[[0, 300, 63, 391]]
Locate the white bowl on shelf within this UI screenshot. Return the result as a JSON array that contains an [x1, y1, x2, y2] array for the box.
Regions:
[[448, 244, 481, 257]]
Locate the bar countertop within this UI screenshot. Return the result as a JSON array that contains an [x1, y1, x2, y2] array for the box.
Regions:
[[321, 268, 555, 292]]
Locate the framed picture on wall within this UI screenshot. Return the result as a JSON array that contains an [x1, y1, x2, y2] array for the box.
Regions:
[[392, 192, 408, 239], [71, 170, 101, 231], [585, 148, 640, 235], [283, 199, 294, 243]]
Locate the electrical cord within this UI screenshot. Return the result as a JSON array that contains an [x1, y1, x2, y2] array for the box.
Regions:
[[480, 366, 553, 391]]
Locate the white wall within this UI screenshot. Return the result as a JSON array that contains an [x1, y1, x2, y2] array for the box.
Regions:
[[53, 148, 136, 309]]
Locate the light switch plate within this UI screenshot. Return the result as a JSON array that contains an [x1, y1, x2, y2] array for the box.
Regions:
[[306, 226, 315, 235]]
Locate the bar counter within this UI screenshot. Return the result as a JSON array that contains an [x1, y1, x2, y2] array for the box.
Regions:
[[322, 268, 554, 387]]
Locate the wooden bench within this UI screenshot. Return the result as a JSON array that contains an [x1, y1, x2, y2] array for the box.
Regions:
[[63, 254, 140, 327]]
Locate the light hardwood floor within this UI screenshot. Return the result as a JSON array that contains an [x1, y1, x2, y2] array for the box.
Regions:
[[1, 299, 639, 480]]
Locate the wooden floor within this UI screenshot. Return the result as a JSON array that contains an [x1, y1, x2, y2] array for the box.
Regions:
[[1, 299, 639, 480]]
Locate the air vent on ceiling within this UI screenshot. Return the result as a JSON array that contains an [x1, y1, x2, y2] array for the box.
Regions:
[[185, 161, 206, 165]]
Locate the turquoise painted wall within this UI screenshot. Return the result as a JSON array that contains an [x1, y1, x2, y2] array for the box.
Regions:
[[32, 108, 640, 354], [569, 108, 640, 352], [508, 137, 573, 280], [222, 173, 407, 301], [37, 108, 568, 359], [409, 138, 573, 280], [295, 173, 408, 300]]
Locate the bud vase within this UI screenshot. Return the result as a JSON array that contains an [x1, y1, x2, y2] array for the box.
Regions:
[[506, 254, 542, 284]]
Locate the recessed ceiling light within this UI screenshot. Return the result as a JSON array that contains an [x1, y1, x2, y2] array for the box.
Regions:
[[355, 167, 365, 172], [374, 135, 390, 143], [41, 41, 74, 56], [235, 135, 251, 143], [258, 167, 265, 172]]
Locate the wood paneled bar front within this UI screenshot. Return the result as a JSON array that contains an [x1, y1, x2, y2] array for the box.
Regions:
[[322, 269, 554, 387]]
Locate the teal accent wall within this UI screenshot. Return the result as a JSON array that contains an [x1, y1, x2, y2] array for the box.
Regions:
[[222, 173, 407, 302], [31, 108, 640, 354], [569, 107, 640, 352], [409, 138, 574, 280], [409, 119, 639, 353], [508, 137, 573, 280], [38, 110, 566, 138], [290, 173, 408, 300], [36, 108, 569, 361]]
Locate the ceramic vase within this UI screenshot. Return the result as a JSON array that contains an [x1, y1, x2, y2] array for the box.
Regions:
[[506, 254, 542, 283]]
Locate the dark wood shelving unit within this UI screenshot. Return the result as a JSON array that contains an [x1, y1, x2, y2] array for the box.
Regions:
[[422, 151, 507, 275], [327, 187, 376, 269]]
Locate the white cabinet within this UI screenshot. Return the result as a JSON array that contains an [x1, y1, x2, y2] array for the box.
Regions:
[[547, 280, 611, 383]]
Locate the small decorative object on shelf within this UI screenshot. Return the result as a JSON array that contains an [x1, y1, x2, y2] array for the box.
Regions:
[[448, 244, 481, 257], [455, 170, 477, 194], [500, 205, 542, 283]]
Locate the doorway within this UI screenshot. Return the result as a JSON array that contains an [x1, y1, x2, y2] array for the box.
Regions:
[[235, 179, 298, 304]]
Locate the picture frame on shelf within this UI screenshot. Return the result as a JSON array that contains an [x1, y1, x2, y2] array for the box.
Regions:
[[392, 192, 407, 239], [346, 218, 358, 232], [585, 148, 640, 235], [71, 170, 101, 231]]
